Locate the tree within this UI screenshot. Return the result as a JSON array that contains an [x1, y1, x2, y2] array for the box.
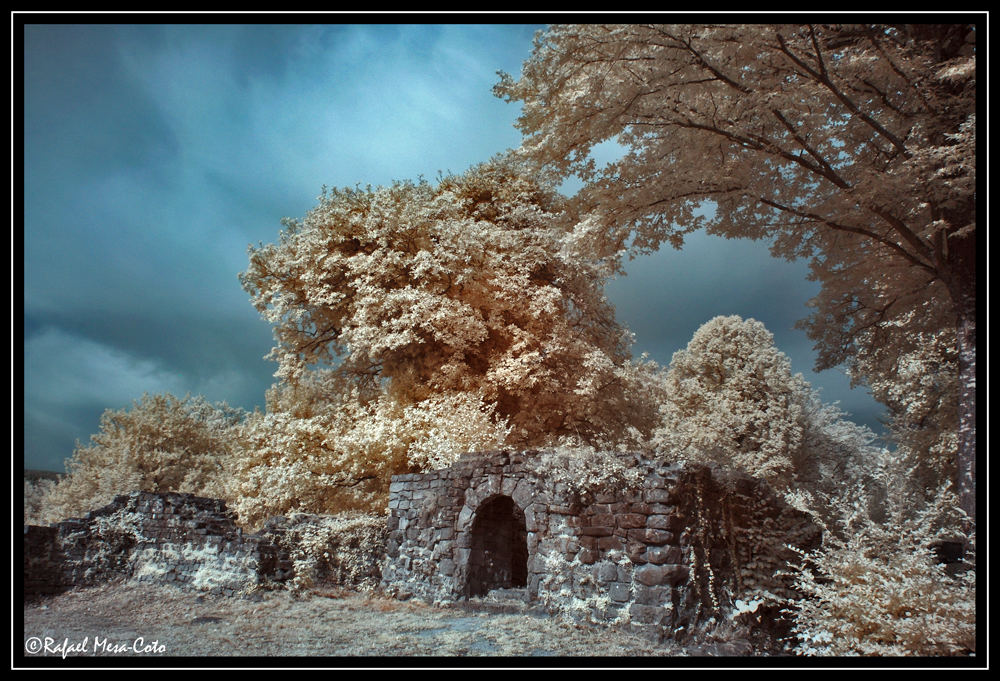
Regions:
[[651, 316, 884, 527], [237, 156, 664, 516], [225, 372, 511, 528], [496, 23, 977, 524], [37, 393, 242, 524], [855, 326, 960, 502], [651, 316, 808, 489]]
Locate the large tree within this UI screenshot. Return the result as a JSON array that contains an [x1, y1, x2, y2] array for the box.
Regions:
[[652, 315, 885, 529], [496, 23, 977, 524], [237, 156, 664, 517]]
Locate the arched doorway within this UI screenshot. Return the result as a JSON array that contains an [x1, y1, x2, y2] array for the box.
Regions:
[[466, 495, 529, 597]]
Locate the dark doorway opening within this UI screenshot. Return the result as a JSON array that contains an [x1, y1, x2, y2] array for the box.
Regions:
[[466, 495, 529, 597]]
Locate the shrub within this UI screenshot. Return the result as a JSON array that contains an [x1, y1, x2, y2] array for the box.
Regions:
[[784, 476, 975, 656]]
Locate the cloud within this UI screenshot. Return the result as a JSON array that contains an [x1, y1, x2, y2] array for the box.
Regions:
[[23, 327, 187, 469], [22, 325, 273, 470], [25, 327, 187, 411], [604, 231, 888, 435]]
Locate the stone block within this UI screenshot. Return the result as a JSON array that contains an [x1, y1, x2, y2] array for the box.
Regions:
[[524, 509, 545, 533], [457, 505, 475, 530], [635, 564, 688, 587], [646, 514, 672, 530], [633, 584, 670, 606], [617, 513, 646, 529], [596, 536, 623, 551], [627, 528, 672, 546], [645, 545, 685, 565], [608, 582, 632, 603], [579, 526, 614, 537], [512, 479, 535, 510], [589, 513, 616, 527], [594, 562, 618, 583], [644, 488, 672, 503], [527, 533, 542, 554]]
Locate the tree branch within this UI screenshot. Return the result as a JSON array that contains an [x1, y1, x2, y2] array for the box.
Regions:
[[770, 108, 851, 189], [776, 31, 911, 159], [758, 197, 937, 274]]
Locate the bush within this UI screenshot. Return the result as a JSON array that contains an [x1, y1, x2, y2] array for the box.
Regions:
[[784, 478, 975, 656], [36, 393, 242, 525], [260, 512, 388, 594]]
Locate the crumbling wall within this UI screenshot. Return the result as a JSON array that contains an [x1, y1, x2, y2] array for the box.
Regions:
[[381, 450, 821, 646], [23, 491, 287, 597], [23, 492, 391, 600]]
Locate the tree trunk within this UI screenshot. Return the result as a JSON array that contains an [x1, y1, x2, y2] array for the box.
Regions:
[[955, 301, 976, 529], [944, 231, 977, 531]]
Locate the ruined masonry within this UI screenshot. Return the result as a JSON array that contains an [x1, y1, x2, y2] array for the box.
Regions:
[[24, 449, 822, 648], [381, 450, 821, 643], [23, 491, 293, 597]]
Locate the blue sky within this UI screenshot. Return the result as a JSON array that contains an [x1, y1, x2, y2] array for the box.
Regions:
[[22, 23, 887, 472]]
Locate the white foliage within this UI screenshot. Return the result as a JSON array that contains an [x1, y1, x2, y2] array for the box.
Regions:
[[783, 462, 975, 656], [650, 316, 881, 509], [498, 22, 977, 521], [36, 393, 243, 525], [234, 155, 667, 518]]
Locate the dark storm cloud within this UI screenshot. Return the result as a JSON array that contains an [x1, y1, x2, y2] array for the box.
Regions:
[[22, 23, 545, 471]]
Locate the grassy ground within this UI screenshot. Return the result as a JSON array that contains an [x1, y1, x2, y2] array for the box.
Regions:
[[22, 581, 692, 662]]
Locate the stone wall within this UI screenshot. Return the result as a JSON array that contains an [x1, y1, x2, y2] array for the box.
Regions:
[[23, 492, 391, 599], [381, 450, 821, 646], [23, 491, 290, 598], [24, 450, 822, 650]]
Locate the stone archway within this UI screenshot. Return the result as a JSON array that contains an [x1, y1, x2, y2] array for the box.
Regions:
[[465, 494, 529, 597]]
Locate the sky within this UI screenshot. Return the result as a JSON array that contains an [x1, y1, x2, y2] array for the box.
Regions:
[[21, 23, 888, 473]]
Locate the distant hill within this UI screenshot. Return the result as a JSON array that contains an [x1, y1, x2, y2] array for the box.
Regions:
[[24, 469, 63, 483]]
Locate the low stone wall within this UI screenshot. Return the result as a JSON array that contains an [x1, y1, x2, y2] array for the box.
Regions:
[[23, 492, 390, 599], [23, 491, 289, 597], [381, 450, 821, 646]]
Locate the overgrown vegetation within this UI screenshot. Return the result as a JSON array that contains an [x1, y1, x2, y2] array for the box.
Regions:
[[783, 477, 975, 656]]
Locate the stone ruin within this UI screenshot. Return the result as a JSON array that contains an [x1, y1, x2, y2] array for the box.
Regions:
[[381, 450, 821, 646], [24, 450, 821, 649], [23, 491, 291, 597]]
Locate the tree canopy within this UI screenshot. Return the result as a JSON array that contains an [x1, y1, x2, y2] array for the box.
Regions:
[[239, 156, 662, 450], [496, 22, 977, 523]]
